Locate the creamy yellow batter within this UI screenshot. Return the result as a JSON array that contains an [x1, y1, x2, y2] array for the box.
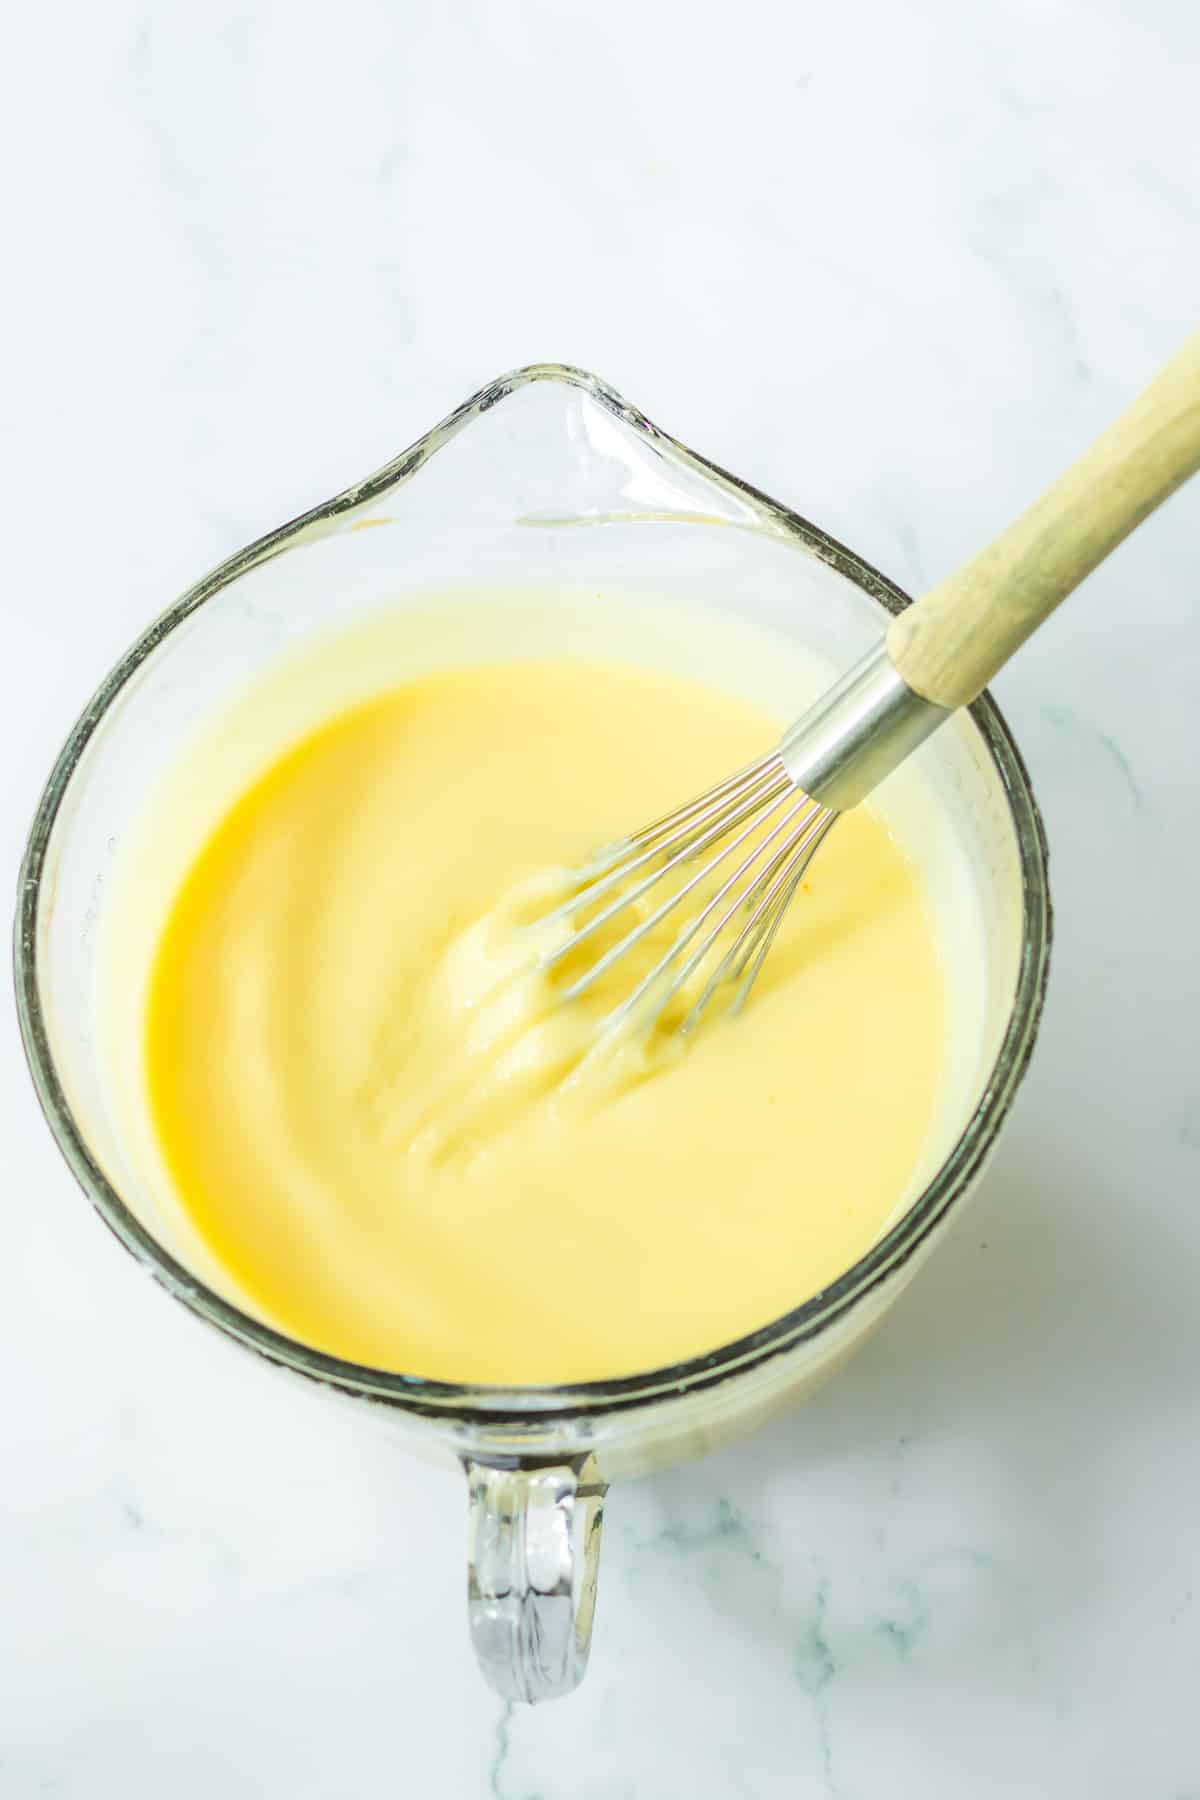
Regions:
[[145, 656, 947, 1384]]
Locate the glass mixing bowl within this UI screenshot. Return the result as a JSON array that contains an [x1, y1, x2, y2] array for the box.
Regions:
[[14, 366, 1050, 1703]]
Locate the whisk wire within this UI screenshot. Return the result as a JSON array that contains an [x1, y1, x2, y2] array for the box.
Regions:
[[531, 743, 836, 1040], [594, 789, 819, 1032], [535, 756, 784, 940], [558, 776, 797, 1002], [624, 793, 821, 1027], [545, 760, 792, 986], [684, 808, 834, 1034], [627, 751, 782, 856]]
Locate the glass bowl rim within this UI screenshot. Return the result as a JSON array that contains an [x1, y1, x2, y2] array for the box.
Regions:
[[13, 362, 1052, 1425]]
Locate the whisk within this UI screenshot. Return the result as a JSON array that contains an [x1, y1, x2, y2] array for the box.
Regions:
[[535, 328, 1200, 1040]]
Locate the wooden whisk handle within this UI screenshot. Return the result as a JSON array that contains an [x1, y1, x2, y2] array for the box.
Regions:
[[887, 329, 1200, 710]]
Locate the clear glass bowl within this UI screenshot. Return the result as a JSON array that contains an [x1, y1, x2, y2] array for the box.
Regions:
[[14, 365, 1051, 1702]]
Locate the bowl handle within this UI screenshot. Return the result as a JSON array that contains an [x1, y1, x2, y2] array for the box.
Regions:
[[465, 1455, 607, 1702]]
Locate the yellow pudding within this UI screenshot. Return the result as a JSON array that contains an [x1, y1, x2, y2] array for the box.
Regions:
[[143, 653, 947, 1385]]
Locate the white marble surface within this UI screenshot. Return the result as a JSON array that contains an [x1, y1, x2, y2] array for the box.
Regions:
[[4, 0, 1200, 1792]]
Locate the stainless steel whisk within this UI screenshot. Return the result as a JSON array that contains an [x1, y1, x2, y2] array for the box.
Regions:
[[536, 328, 1200, 1040]]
